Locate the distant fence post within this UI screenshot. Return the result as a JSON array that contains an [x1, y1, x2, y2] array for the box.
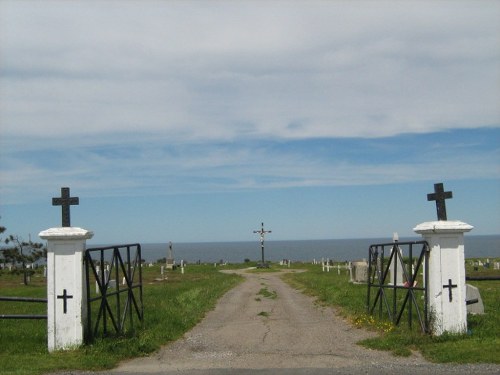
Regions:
[[39, 227, 94, 352], [413, 220, 473, 335]]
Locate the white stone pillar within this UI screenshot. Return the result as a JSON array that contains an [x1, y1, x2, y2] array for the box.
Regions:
[[39, 227, 94, 352], [413, 220, 473, 336]]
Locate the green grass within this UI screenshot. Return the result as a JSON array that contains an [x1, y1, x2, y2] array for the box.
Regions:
[[283, 261, 500, 364], [2, 259, 498, 372], [257, 287, 277, 299], [0, 264, 242, 375]]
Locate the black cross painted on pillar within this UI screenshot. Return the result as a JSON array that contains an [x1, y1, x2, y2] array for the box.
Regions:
[[52, 187, 79, 227], [253, 222, 272, 265], [442, 279, 458, 302], [427, 183, 453, 221], [57, 289, 73, 314]]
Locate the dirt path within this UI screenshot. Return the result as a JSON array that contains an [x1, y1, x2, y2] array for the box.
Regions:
[[108, 270, 499, 375]]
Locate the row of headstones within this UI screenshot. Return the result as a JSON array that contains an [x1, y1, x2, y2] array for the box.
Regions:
[[471, 259, 500, 270], [280, 259, 291, 267], [94, 261, 190, 289], [0, 263, 46, 272]]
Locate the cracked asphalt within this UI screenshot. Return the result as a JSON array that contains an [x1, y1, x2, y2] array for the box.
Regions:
[[99, 269, 499, 375]]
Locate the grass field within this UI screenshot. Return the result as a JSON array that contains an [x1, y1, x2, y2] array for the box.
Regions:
[[0, 263, 243, 375], [1, 258, 498, 374]]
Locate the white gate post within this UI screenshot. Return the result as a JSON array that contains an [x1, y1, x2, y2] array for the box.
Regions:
[[413, 220, 473, 335], [39, 227, 94, 352]]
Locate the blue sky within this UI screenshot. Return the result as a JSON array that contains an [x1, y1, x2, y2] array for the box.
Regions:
[[0, 1, 499, 245]]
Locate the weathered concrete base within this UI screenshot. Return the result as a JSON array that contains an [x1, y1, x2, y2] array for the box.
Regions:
[[414, 220, 472, 336]]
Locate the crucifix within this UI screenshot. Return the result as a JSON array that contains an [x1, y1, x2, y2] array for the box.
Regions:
[[442, 278, 457, 302], [57, 289, 73, 314], [427, 182, 452, 221], [52, 187, 79, 227], [253, 222, 272, 265]]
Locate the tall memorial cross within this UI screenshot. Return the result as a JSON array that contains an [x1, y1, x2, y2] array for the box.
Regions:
[[253, 222, 272, 265], [427, 182, 452, 221], [52, 187, 79, 227]]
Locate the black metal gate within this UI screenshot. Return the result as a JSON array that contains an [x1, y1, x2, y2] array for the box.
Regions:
[[0, 296, 47, 319], [84, 244, 143, 341], [367, 240, 430, 333]]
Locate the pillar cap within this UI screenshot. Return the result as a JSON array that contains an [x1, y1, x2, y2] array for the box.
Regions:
[[39, 227, 94, 240], [413, 220, 473, 234]]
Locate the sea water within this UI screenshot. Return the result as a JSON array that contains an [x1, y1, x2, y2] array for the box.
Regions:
[[137, 235, 499, 264]]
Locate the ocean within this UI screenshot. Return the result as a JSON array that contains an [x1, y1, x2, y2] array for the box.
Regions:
[[137, 235, 500, 264]]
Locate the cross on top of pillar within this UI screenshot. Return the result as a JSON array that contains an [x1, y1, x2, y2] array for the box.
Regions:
[[52, 187, 79, 227], [427, 182, 453, 221]]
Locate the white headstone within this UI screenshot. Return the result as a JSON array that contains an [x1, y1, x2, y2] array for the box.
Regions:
[[414, 220, 473, 336], [351, 260, 368, 283], [39, 227, 94, 352]]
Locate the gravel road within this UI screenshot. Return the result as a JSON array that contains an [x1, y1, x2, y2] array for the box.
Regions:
[[89, 269, 499, 375]]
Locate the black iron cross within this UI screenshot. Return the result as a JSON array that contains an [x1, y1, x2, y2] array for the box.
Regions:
[[442, 279, 457, 302], [52, 187, 79, 227], [427, 183, 452, 221], [57, 289, 73, 314]]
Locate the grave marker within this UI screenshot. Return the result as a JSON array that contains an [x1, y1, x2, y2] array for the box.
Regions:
[[466, 284, 484, 315], [166, 241, 175, 270]]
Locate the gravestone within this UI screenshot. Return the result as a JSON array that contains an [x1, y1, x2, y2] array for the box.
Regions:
[[166, 241, 175, 270], [466, 284, 484, 315], [351, 260, 368, 283]]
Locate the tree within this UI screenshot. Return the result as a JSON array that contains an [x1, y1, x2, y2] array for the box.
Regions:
[[0, 221, 46, 285]]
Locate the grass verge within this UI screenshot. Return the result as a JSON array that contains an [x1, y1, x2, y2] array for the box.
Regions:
[[282, 262, 500, 364]]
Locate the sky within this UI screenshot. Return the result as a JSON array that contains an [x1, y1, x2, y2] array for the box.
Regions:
[[0, 1, 499, 245]]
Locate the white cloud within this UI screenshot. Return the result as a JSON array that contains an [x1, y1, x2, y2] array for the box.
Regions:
[[1, 0, 498, 143], [0, 1, 499, 206]]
